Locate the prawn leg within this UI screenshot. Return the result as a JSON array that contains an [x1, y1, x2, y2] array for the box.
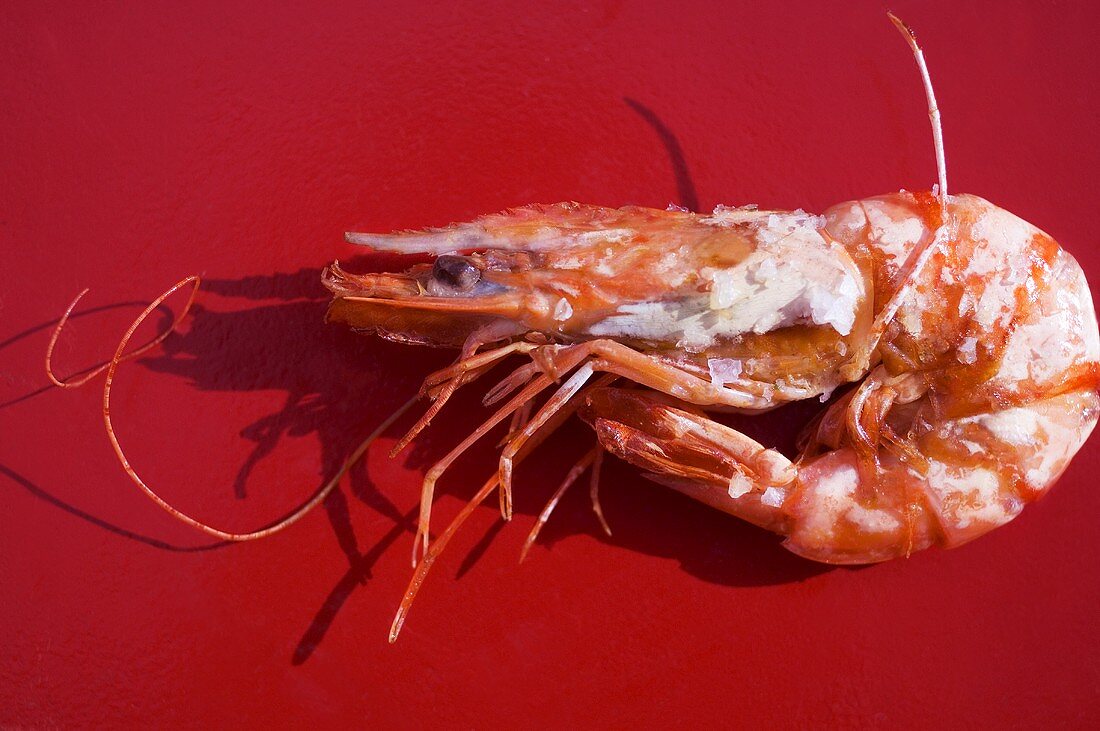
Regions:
[[519, 446, 600, 563], [589, 445, 612, 537], [498, 362, 595, 519], [580, 386, 798, 535], [412, 372, 554, 565], [392, 339, 536, 457]]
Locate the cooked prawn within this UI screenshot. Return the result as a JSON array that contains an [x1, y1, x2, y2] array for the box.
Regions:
[[48, 14, 1100, 643], [322, 14, 1100, 639]]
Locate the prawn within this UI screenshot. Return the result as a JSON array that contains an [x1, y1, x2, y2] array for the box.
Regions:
[[49, 14, 1100, 642], [323, 14, 1100, 639]]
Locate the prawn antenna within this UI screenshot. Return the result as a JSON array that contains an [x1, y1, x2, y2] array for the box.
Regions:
[[80, 275, 416, 542], [888, 11, 948, 219], [46, 284, 200, 388]]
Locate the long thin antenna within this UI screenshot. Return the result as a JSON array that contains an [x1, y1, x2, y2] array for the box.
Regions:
[[96, 275, 418, 541], [888, 11, 948, 218]]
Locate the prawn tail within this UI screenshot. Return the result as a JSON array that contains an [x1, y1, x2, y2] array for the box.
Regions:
[[788, 385, 1100, 562]]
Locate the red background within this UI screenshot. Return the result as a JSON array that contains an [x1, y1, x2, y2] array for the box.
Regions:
[[3, 1, 1099, 727]]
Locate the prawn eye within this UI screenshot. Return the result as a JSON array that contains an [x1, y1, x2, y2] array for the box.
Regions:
[[430, 255, 481, 292]]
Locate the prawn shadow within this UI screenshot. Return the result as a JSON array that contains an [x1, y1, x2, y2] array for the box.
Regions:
[[0, 462, 224, 553], [624, 97, 700, 212], [138, 260, 478, 662], [127, 260, 431, 663]]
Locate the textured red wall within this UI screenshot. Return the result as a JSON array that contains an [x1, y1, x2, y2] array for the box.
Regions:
[[3, 1, 1099, 727]]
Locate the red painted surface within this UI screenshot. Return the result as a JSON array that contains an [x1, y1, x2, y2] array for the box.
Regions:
[[3, 1, 1099, 726]]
